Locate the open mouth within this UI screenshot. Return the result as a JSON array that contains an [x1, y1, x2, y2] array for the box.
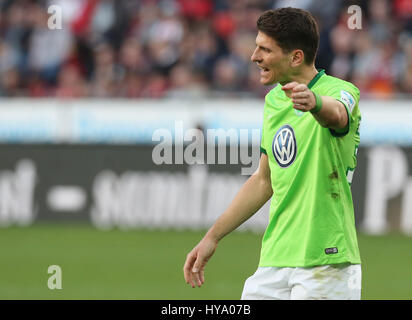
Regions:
[[259, 66, 270, 76]]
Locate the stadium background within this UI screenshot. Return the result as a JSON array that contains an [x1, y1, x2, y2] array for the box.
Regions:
[[1, 0, 412, 299]]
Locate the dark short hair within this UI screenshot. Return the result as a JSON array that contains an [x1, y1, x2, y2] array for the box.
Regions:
[[257, 8, 319, 65]]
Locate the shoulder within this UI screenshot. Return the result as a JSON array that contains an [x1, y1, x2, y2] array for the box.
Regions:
[[321, 77, 363, 122], [317, 74, 360, 96], [316, 74, 360, 112]]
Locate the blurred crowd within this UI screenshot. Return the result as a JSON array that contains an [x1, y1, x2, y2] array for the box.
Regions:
[[0, 0, 411, 99]]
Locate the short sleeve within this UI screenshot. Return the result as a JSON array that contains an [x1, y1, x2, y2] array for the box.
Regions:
[[325, 85, 360, 137], [260, 122, 267, 154], [260, 101, 268, 155]]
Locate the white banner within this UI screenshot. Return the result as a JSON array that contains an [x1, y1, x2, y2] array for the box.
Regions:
[[0, 98, 410, 145]]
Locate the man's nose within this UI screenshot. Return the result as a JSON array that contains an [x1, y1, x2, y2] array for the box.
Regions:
[[251, 48, 260, 63]]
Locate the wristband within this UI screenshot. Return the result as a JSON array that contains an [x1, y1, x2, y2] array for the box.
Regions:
[[310, 91, 323, 114]]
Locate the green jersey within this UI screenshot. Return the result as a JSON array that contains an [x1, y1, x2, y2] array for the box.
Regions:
[[259, 69, 361, 267]]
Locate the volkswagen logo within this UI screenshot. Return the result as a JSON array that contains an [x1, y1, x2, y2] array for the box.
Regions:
[[272, 124, 297, 168]]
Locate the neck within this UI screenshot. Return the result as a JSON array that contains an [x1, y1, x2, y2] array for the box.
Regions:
[[283, 65, 318, 86]]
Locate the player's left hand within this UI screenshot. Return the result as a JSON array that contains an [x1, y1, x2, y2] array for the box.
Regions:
[[282, 82, 316, 112]]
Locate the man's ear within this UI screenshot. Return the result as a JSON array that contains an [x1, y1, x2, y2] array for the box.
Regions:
[[290, 49, 304, 67]]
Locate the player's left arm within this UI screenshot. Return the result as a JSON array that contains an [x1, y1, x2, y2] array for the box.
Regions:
[[282, 82, 348, 132]]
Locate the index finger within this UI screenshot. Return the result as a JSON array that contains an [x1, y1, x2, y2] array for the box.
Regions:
[[281, 81, 299, 91], [292, 84, 308, 92], [183, 253, 197, 286]]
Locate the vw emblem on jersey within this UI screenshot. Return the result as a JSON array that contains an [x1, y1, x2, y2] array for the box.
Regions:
[[272, 124, 297, 168]]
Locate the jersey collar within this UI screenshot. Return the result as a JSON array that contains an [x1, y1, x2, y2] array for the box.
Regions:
[[307, 69, 325, 89]]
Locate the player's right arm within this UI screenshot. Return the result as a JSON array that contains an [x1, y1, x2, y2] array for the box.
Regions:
[[183, 153, 273, 288]]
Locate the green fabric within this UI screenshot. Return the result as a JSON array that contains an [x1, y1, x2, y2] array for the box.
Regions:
[[310, 91, 323, 114], [259, 70, 361, 267]]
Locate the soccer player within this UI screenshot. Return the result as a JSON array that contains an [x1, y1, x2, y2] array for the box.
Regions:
[[183, 7, 362, 300]]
